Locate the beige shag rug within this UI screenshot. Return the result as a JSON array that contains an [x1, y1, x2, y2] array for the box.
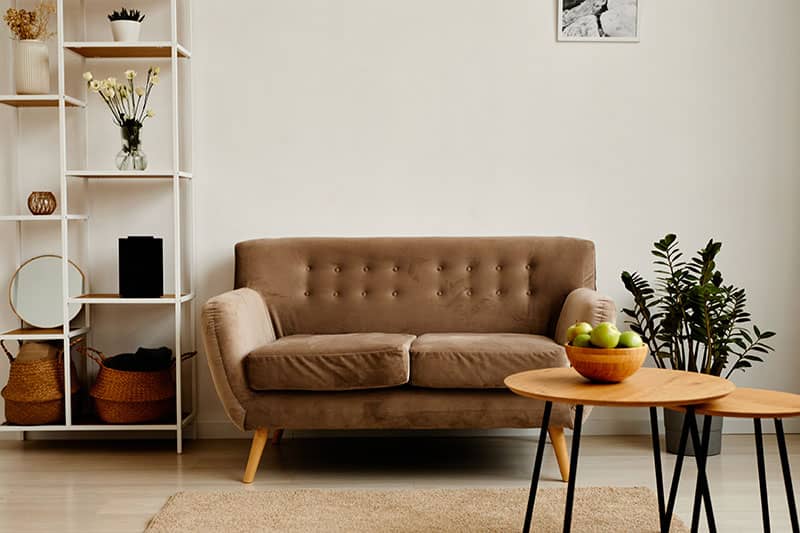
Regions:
[[146, 487, 687, 532]]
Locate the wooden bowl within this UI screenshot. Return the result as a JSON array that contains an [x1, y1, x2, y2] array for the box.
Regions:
[[565, 344, 648, 383]]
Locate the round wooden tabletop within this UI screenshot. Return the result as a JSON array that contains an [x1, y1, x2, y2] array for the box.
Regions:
[[683, 387, 800, 419], [504, 367, 735, 408]]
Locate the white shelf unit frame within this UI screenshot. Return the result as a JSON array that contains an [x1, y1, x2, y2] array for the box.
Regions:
[[0, 0, 196, 453]]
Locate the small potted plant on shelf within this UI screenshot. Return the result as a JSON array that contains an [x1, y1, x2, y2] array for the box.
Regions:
[[83, 67, 159, 170], [3, 1, 56, 95], [621, 234, 775, 456], [108, 7, 145, 42]]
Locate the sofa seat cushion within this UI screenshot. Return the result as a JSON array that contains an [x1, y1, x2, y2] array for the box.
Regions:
[[410, 333, 567, 389], [247, 333, 415, 391]]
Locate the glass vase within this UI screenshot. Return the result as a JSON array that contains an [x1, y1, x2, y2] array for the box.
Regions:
[[115, 122, 148, 171]]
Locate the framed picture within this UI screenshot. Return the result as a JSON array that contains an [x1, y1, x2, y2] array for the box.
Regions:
[[558, 0, 639, 42]]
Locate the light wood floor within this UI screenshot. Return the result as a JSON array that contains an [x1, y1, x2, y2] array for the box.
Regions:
[[0, 434, 797, 532]]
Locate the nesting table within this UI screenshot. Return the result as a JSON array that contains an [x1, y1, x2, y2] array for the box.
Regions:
[[675, 387, 800, 533], [505, 367, 735, 533]]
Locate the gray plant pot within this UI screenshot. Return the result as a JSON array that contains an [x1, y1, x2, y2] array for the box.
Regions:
[[663, 408, 723, 456]]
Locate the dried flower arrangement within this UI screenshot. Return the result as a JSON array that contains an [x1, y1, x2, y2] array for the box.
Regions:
[[108, 8, 145, 23], [3, 1, 56, 41]]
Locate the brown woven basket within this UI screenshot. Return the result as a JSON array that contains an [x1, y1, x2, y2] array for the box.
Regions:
[[87, 348, 195, 424], [1, 339, 81, 425]]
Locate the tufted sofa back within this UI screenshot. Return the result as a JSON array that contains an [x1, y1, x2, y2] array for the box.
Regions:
[[234, 237, 597, 338]]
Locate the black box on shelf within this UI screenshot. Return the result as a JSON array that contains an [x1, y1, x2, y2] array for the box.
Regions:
[[119, 236, 163, 298]]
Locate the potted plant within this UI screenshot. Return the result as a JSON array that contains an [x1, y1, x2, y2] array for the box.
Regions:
[[3, 2, 55, 94], [108, 7, 145, 42], [83, 67, 159, 170], [621, 234, 775, 456]]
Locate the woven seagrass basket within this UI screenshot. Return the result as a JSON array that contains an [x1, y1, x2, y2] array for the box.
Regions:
[[1, 339, 81, 425], [87, 348, 195, 424]]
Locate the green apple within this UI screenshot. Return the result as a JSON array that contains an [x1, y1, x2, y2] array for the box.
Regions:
[[618, 331, 643, 348], [566, 322, 593, 342], [572, 333, 592, 347], [590, 322, 620, 349]]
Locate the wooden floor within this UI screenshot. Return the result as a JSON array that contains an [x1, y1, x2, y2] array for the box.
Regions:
[[0, 434, 797, 532]]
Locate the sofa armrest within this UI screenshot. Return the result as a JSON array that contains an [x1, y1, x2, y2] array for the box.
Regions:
[[554, 288, 617, 345], [202, 288, 276, 430]]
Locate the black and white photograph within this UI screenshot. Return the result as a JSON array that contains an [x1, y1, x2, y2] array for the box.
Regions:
[[559, 0, 639, 41]]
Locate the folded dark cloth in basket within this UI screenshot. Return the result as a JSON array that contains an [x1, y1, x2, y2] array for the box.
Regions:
[[103, 347, 173, 372]]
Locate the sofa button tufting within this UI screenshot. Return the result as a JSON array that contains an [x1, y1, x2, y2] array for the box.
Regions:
[[333, 291, 340, 297], [436, 290, 443, 296], [496, 290, 502, 296], [361, 291, 367, 297], [466, 289, 473, 296], [392, 290, 398, 297], [392, 266, 399, 272], [304, 291, 310, 296], [363, 266, 369, 272], [466, 266, 473, 272], [496, 265, 502, 271], [436, 265, 443, 272], [525, 264, 532, 270], [306, 265, 312, 272], [334, 266, 341, 273], [526, 290, 532, 295]]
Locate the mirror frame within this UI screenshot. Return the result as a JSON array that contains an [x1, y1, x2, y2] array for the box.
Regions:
[[8, 254, 86, 329]]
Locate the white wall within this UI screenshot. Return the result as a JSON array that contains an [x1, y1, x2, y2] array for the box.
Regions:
[[2, 0, 800, 437]]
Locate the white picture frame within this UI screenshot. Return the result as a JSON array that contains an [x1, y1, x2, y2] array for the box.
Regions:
[[558, 0, 639, 42]]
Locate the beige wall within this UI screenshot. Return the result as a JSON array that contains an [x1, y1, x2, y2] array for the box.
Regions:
[[2, 0, 800, 437]]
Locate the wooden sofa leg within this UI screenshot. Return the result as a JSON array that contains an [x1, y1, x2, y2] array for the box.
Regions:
[[272, 429, 284, 446], [243, 428, 269, 484], [548, 426, 570, 482]]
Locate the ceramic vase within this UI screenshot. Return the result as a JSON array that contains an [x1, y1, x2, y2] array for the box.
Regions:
[[14, 40, 50, 95]]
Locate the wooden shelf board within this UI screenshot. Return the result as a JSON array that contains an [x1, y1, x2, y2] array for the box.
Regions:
[[0, 95, 85, 107], [64, 41, 191, 58], [0, 214, 88, 221], [66, 170, 192, 179], [70, 293, 193, 304], [0, 326, 89, 341]]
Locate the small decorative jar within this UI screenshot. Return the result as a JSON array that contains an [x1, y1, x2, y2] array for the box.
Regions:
[[27, 191, 57, 215]]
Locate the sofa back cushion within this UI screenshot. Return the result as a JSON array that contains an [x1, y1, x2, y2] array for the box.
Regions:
[[235, 236, 596, 337]]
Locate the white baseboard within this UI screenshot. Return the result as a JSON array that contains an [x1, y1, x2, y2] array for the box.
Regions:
[[196, 414, 800, 440], [3, 414, 797, 442]]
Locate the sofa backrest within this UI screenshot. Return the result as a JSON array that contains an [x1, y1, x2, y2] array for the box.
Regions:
[[234, 236, 596, 338]]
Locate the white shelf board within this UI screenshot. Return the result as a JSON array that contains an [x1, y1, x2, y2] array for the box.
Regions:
[[0, 214, 88, 221], [69, 293, 194, 305], [66, 170, 192, 179], [0, 412, 194, 432], [0, 326, 89, 341], [0, 95, 85, 107], [64, 41, 191, 58]]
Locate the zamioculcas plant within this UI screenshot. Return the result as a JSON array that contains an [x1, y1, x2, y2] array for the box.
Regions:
[[621, 234, 775, 378]]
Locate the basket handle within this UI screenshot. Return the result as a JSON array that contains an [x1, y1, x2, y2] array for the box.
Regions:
[[1, 340, 13, 363], [85, 347, 107, 367], [180, 351, 198, 362]]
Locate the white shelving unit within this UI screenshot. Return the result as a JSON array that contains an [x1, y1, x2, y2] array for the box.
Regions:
[[0, 0, 195, 453]]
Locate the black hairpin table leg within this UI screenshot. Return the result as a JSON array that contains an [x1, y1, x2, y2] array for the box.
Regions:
[[753, 419, 771, 533], [663, 408, 692, 532], [775, 418, 799, 533], [691, 415, 714, 533], [522, 401, 552, 533], [687, 408, 717, 533], [650, 407, 666, 532], [562, 404, 584, 533]]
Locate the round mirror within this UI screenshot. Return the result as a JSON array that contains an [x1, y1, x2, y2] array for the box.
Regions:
[[9, 255, 84, 329]]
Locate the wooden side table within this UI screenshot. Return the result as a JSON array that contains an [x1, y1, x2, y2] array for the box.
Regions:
[[679, 388, 800, 533], [505, 367, 735, 533]]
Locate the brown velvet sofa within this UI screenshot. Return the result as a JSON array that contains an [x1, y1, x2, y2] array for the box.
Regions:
[[201, 237, 616, 483]]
